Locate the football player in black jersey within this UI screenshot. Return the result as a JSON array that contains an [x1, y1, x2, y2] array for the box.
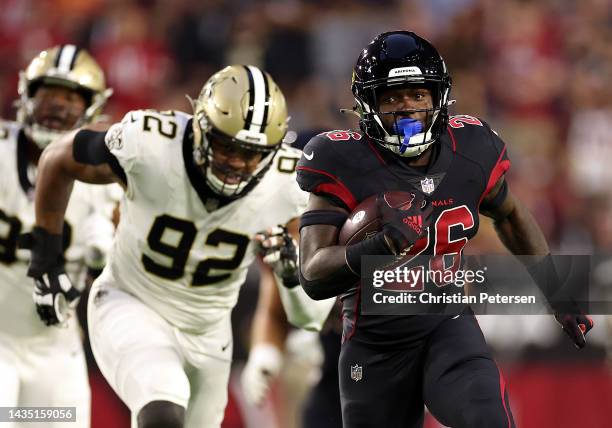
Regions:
[[297, 31, 593, 428]]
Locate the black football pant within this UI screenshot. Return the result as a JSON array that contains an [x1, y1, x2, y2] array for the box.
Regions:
[[339, 314, 515, 428]]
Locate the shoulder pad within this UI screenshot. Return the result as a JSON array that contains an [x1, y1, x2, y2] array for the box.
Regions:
[[297, 132, 344, 179], [447, 115, 510, 201], [120, 109, 191, 133], [107, 109, 190, 174], [448, 115, 506, 157], [296, 130, 365, 210]]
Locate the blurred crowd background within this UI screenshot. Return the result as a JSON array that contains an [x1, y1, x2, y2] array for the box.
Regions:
[[1, 0, 612, 427]]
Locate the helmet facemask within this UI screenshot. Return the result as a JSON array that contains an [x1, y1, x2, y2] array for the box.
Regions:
[[193, 110, 280, 198], [354, 75, 451, 158]]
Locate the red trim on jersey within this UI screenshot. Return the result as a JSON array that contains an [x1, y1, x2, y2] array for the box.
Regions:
[[297, 166, 358, 211], [314, 183, 358, 211], [498, 366, 512, 428], [367, 141, 387, 165], [478, 146, 511, 207], [447, 126, 457, 152]]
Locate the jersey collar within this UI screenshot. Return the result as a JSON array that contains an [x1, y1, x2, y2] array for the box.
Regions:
[[366, 130, 455, 197]]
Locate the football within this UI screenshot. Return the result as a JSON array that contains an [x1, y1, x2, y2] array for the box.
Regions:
[[338, 191, 416, 245]]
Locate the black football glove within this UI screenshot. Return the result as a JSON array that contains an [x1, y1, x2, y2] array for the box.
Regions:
[[255, 225, 300, 288], [554, 310, 594, 349], [377, 191, 433, 254], [19, 227, 80, 326], [527, 255, 594, 349]]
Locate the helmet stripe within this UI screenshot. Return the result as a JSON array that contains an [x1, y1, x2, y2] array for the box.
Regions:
[[56, 44, 78, 73], [69, 46, 80, 70], [246, 65, 267, 133], [243, 65, 255, 129], [260, 72, 270, 133], [54, 46, 64, 68]]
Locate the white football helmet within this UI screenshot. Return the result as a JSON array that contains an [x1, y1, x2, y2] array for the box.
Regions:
[[17, 45, 112, 148]]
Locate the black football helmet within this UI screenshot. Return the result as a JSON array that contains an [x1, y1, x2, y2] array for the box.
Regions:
[[351, 31, 452, 157]]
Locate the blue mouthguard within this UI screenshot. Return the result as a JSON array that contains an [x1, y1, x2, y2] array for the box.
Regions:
[[393, 118, 423, 154]]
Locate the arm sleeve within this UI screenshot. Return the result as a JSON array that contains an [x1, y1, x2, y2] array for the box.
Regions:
[[73, 129, 127, 184], [274, 271, 336, 331]]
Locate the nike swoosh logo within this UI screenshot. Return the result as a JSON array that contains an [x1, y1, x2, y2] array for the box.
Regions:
[[221, 341, 232, 352], [303, 151, 314, 160]]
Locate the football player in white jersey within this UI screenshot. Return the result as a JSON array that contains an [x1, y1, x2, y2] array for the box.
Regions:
[[242, 225, 335, 407], [27, 65, 333, 428], [0, 45, 114, 427]]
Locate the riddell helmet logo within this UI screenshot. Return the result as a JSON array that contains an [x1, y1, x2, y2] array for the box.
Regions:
[[388, 66, 422, 77]]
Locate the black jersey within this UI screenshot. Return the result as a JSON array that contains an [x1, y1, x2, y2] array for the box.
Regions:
[[296, 116, 510, 346]]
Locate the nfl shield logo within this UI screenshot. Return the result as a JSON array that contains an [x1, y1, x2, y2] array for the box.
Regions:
[[350, 364, 363, 382], [420, 177, 435, 194]]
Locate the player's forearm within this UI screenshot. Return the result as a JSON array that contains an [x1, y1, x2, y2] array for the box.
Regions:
[[494, 199, 549, 256], [36, 129, 121, 233], [35, 141, 76, 234], [298, 195, 362, 299], [302, 245, 350, 280], [299, 231, 357, 300], [252, 264, 289, 348], [251, 309, 289, 350], [299, 195, 353, 281]]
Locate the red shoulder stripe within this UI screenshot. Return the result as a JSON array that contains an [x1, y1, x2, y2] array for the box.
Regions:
[[478, 145, 510, 207], [296, 166, 358, 211]]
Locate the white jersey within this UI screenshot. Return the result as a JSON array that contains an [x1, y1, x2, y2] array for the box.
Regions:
[[0, 120, 117, 338], [104, 110, 308, 332]]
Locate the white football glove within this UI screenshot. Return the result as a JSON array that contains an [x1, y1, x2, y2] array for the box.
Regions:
[[241, 344, 283, 407], [20, 227, 80, 326], [255, 225, 299, 288]]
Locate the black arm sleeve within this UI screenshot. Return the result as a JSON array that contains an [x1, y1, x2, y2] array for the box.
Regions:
[[73, 130, 127, 185], [299, 210, 348, 230], [526, 254, 587, 313]]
